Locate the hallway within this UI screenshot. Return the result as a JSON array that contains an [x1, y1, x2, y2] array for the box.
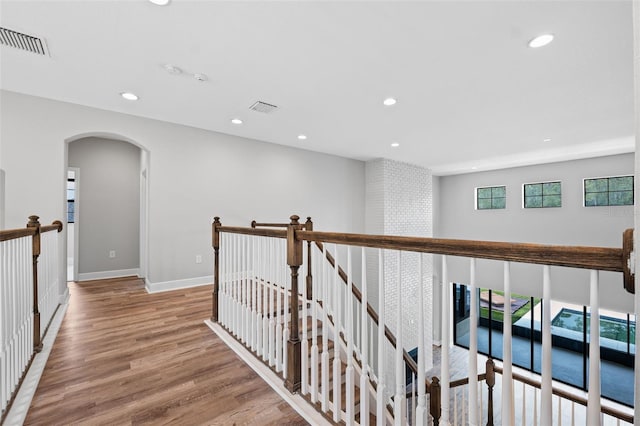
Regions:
[[24, 277, 306, 425]]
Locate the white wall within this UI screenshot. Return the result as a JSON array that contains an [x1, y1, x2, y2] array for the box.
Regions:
[[0, 90, 366, 293], [365, 158, 433, 372], [435, 154, 634, 313], [68, 137, 141, 277], [0, 169, 5, 229]]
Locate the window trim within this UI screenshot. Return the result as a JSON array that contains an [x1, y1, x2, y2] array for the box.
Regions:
[[474, 184, 507, 210], [522, 180, 562, 209], [582, 174, 634, 207]]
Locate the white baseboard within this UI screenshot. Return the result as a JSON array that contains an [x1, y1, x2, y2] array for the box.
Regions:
[[205, 320, 330, 426], [78, 268, 140, 282], [58, 288, 70, 304], [145, 275, 213, 293]]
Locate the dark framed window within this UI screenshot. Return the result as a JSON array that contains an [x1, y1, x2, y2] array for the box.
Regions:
[[524, 181, 561, 208], [584, 175, 634, 207], [67, 178, 75, 223], [476, 186, 506, 210]]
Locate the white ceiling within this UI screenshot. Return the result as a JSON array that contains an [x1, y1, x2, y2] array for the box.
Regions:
[[0, 0, 635, 175]]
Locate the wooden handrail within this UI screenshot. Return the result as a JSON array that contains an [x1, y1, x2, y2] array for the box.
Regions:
[[0, 227, 37, 242], [297, 230, 626, 272], [218, 226, 287, 239], [492, 364, 633, 423], [41, 220, 63, 234], [251, 221, 289, 228]]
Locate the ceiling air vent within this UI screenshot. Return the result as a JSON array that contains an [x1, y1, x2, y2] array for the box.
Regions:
[[0, 27, 49, 56], [249, 101, 278, 114]]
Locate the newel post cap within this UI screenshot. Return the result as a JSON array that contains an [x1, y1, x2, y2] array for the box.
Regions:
[[27, 215, 41, 227], [289, 215, 300, 225]]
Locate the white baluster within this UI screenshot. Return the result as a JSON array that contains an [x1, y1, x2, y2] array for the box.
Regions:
[[282, 239, 289, 379], [333, 244, 342, 423], [276, 238, 283, 372], [377, 248, 386, 426], [542, 265, 553, 425], [587, 270, 601, 424], [345, 247, 355, 425], [411, 373, 416, 424], [244, 235, 250, 344], [571, 400, 575, 426], [462, 386, 466, 426], [251, 235, 257, 352], [558, 394, 562, 426], [311, 245, 319, 403], [533, 386, 538, 426], [502, 261, 515, 426], [469, 258, 479, 426], [256, 236, 263, 357], [416, 253, 427, 426], [360, 247, 370, 425], [301, 243, 309, 395], [321, 243, 329, 412], [522, 381, 526, 426], [479, 381, 483, 425], [262, 237, 269, 361], [454, 386, 458, 425], [441, 255, 450, 425], [269, 238, 276, 367], [394, 251, 405, 426]]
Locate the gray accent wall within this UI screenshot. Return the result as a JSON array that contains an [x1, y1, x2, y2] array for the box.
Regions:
[[68, 137, 141, 275], [435, 153, 634, 313]]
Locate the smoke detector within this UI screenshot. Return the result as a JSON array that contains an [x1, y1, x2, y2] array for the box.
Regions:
[[194, 73, 208, 82]]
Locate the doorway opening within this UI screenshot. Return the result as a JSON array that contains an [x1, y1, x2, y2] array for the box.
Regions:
[[67, 168, 78, 281]]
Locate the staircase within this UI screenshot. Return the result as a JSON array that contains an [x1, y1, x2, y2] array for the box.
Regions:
[[210, 216, 636, 425]]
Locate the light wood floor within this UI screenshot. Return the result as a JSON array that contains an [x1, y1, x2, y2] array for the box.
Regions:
[[25, 277, 307, 425]]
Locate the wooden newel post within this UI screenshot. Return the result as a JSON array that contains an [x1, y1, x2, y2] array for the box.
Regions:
[[211, 217, 221, 322], [429, 376, 441, 426], [27, 215, 43, 352], [285, 215, 303, 393], [305, 217, 313, 301], [485, 358, 495, 426]]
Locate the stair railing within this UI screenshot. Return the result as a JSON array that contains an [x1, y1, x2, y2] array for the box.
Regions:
[[0, 215, 63, 422], [212, 215, 635, 425]]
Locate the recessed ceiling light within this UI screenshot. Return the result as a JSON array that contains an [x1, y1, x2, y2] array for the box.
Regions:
[[231, 118, 243, 125], [471, 166, 478, 170], [528, 34, 554, 48], [390, 142, 400, 147], [120, 92, 138, 101], [149, 0, 170, 5], [383, 98, 397, 106], [543, 138, 552, 142], [298, 134, 307, 140]]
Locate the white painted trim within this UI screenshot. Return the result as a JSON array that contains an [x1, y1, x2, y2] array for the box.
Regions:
[[78, 268, 140, 282], [59, 287, 70, 304], [3, 300, 69, 426], [431, 136, 635, 176], [205, 320, 331, 426], [0, 169, 5, 229], [144, 275, 212, 293]]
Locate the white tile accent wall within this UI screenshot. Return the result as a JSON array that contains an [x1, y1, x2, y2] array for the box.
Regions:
[[365, 158, 434, 384]]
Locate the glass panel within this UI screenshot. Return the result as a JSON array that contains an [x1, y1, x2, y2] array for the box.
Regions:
[[524, 184, 542, 197], [525, 196, 542, 208], [585, 192, 608, 206], [543, 182, 561, 195], [67, 201, 75, 223], [585, 178, 608, 193], [609, 191, 633, 206], [477, 188, 492, 199], [543, 194, 562, 208], [549, 305, 585, 389], [492, 186, 506, 198], [477, 198, 492, 210], [66, 188, 75, 200], [609, 176, 633, 191], [492, 197, 506, 209]]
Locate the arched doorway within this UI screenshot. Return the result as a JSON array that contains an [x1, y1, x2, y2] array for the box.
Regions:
[[65, 133, 149, 282]]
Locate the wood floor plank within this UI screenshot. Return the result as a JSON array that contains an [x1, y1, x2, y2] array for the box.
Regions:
[[24, 277, 308, 425]]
